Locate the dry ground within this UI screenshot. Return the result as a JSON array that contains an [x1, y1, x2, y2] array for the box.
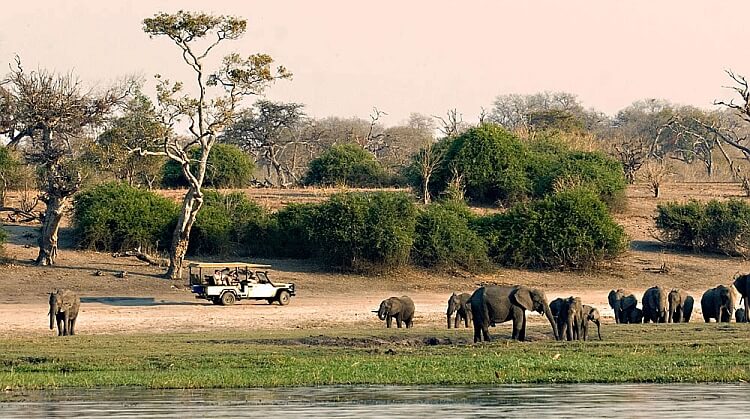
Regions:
[[0, 182, 748, 338]]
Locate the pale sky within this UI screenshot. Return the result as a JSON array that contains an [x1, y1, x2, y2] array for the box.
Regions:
[[0, 0, 746, 126]]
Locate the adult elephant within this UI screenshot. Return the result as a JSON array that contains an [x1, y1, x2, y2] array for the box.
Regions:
[[582, 305, 602, 341], [376, 296, 415, 328], [701, 285, 736, 323], [556, 296, 583, 341], [49, 289, 80, 336], [733, 274, 750, 323], [608, 289, 638, 324], [446, 292, 472, 329], [470, 285, 559, 343], [642, 286, 668, 323], [667, 289, 694, 323]]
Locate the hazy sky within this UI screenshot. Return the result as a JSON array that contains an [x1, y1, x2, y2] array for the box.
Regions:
[[0, 0, 747, 126]]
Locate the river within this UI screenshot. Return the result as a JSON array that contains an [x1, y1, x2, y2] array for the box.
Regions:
[[1, 384, 748, 418]]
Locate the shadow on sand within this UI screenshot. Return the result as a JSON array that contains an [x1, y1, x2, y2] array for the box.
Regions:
[[80, 297, 202, 307]]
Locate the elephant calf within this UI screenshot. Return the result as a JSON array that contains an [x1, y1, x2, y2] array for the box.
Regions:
[[446, 292, 472, 328], [582, 305, 602, 341], [49, 289, 80, 336], [736, 308, 746, 323], [375, 296, 415, 328], [642, 286, 668, 323], [555, 296, 583, 341], [667, 289, 694, 323]]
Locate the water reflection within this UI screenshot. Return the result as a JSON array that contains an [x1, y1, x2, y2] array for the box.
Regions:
[[1, 384, 748, 418]]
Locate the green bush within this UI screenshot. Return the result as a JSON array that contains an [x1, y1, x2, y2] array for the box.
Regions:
[[655, 199, 750, 255], [425, 124, 626, 208], [189, 190, 267, 256], [73, 182, 178, 251], [411, 201, 489, 271], [264, 203, 319, 258], [304, 144, 387, 187], [314, 192, 416, 269], [472, 188, 627, 269], [438, 124, 530, 205], [161, 143, 255, 189]]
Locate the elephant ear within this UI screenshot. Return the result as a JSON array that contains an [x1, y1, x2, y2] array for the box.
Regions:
[[511, 286, 534, 311]]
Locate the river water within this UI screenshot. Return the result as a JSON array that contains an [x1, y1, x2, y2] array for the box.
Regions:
[[1, 384, 748, 418]]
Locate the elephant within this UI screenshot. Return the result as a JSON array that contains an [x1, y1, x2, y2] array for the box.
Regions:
[[629, 307, 644, 324], [582, 304, 602, 341], [49, 289, 80, 336], [446, 292, 472, 328], [733, 274, 750, 322], [642, 286, 668, 323], [469, 285, 559, 343], [375, 296, 415, 328], [549, 297, 564, 323], [701, 285, 736, 323], [556, 296, 583, 341], [736, 308, 746, 323], [608, 289, 638, 324], [667, 289, 694, 323]]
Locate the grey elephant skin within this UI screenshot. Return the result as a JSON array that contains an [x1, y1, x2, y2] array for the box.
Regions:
[[629, 307, 644, 324], [49, 289, 80, 336], [733, 274, 750, 322], [582, 304, 602, 340], [446, 292, 472, 328], [608, 289, 638, 324], [550, 296, 583, 341], [701, 285, 736, 323], [736, 308, 746, 323], [470, 285, 559, 343], [642, 286, 668, 323], [667, 289, 693, 323], [376, 296, 415, 328]]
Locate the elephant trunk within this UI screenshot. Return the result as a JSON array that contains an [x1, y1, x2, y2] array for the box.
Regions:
[[49, 299, 56, 330], [446, 314, 452, 329], [544, 305, 559, 340]]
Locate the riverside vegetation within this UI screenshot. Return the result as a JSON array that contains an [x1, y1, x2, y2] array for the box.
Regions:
[[1, 324, 749, 389]]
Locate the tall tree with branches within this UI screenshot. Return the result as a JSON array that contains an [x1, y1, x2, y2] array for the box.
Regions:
[[138, 11, 290, 279], [0, 61, 129, 265]]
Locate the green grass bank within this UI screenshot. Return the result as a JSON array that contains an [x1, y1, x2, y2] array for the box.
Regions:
[[1, 324, 749, 389]]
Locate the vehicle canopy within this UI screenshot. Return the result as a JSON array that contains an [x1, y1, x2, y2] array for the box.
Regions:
[[188, 262, 273, 286]]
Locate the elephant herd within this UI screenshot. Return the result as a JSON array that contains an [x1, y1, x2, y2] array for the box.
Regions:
[[374, 273, 750, 343]]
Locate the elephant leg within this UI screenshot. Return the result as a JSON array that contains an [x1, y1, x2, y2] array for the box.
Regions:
[[464, 314, 470, 328], [386, 316, 392, 328], [396, 314, 403, 328], [582, 322, 588, 341], [703, 312, 710, 323], [745, 298, 750, 323], [69, 317, 76, 336], [454, 314, 460, 329], [57, 318, 64, 336]]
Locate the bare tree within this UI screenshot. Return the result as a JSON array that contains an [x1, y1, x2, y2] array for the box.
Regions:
[[433, 109, 470, 138], [137, 11, 291, 279], [413, 141, 445, 204], [0, 62, 129, 265]]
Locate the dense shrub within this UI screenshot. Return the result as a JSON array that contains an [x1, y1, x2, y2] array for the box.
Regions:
[[73, 182, 178, 251], [189, 190, 267, 256], [161, 143, 255, 188], [264, 203, 319, 258], [655, 199, 750, 255], [411, 201, 489, 271], [438, 124, 530, 205], [472, 188, 627, 269], [314, 192, 416, 269], [426, 124, 626, 208], [304, 144, 387, 187]]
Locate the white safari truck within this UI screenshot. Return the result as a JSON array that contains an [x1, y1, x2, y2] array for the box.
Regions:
[[188, 262, 296, 306]]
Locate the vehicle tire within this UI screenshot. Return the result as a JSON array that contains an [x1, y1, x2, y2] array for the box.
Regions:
[[277, 290, 291, 306], [211, 297, 221, 305], [220, 292, 236, 306]]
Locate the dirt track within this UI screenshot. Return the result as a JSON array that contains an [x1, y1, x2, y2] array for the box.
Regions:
[[1, 183, 749, 337]]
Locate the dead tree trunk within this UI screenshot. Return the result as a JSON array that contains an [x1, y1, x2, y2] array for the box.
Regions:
[[36, 195, 66, 266], [165, 188, 203, 279]]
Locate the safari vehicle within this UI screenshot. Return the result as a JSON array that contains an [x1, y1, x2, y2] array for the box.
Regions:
[[188, 262, 296, 306]]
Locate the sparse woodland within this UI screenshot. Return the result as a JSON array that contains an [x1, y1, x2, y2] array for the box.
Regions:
[[2, 11, 750, 276]]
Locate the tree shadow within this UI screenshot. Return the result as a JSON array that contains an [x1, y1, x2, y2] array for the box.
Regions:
[[80, 297, 203, 306]]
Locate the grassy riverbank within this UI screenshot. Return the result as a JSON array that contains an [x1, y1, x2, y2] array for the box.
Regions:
[[2, 324, 750, 389]]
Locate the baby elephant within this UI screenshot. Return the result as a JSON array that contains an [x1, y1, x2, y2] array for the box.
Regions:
[[49, 289, 80, 336], [736, 308, 746, 323], [375, 296, 415, 328], [582, 305, 602, 341], [446, 292, 472, 328]]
